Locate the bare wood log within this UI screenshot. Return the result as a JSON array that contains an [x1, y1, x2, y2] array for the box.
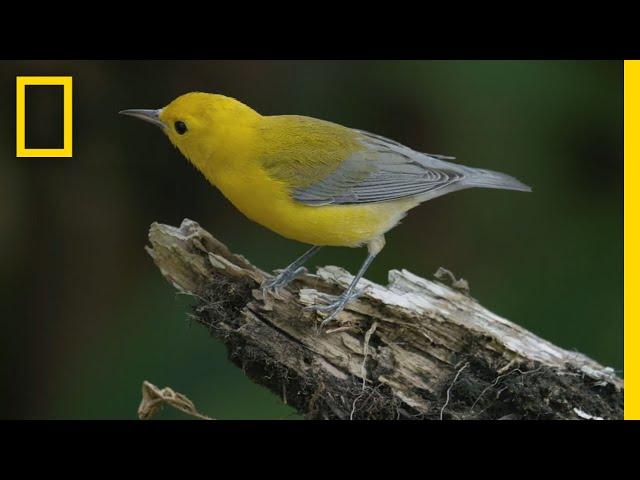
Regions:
[[146, 219, 623, 420]]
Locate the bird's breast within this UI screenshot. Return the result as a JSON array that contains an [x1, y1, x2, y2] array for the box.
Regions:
[[212, 165, 414, 247]]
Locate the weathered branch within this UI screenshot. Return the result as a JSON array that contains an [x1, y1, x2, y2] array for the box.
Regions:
[[146, 219, 623, 420]]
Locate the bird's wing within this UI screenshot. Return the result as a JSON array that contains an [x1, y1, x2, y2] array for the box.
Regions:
[[291, 129, 465, 206]]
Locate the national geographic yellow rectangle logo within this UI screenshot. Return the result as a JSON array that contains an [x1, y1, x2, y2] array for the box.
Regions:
[[16, 76, 72, 157]]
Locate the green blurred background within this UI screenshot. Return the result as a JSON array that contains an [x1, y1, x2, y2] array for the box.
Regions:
[[0, 61, 622, 419]]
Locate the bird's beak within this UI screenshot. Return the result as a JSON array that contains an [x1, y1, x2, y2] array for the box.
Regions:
[[119, 109, 166, 129]]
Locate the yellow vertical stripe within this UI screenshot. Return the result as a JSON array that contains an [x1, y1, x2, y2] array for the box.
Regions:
[[16, 77, 26, 156], [63, 77, 73, 157], [625, 60, 638, 419]]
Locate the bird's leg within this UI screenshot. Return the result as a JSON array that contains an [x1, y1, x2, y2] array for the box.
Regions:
[[261, 245, 322, 294], [310, 235, 385, 329]]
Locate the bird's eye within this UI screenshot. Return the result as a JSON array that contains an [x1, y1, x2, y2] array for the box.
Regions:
[[174, 121, 188, 135]]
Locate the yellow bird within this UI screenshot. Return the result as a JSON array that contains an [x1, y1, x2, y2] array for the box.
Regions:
[[121, 93, 531, 326]]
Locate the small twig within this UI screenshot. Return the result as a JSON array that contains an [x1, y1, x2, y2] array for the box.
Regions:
[[325, 325, 357, 334], [434, 267, 470, 294], [440, 362, 469, 420], [138, 380, 214, 420], [361, 321, 378, 391]]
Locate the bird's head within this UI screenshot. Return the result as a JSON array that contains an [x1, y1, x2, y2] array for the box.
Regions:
[[120, 92, 261, 170]]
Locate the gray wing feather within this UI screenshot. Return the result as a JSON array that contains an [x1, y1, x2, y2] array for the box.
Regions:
[[355, 130, 457, 161], [292, 129, 465, 206]]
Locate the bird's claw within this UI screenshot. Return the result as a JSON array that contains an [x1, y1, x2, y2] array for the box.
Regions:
[[261, 266, 308, 297], [305, 289, 364, 329]]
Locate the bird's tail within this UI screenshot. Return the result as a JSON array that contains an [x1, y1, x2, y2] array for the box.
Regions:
[[462, 167, 532, 193]]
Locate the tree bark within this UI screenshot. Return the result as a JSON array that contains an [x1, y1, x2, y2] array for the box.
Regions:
[[146, 219, 623, 420]]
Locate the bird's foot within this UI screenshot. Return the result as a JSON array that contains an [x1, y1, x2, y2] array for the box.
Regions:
[[261, 266, 307, 297], [306, 289, 364, 329]]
